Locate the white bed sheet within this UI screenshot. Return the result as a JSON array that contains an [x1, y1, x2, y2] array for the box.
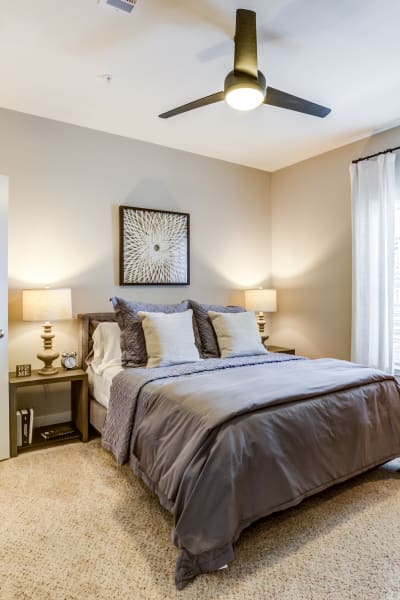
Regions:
[[87, 365, 123, 408]]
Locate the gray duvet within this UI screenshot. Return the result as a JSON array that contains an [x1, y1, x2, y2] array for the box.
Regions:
[[102, 354, 400, 589]]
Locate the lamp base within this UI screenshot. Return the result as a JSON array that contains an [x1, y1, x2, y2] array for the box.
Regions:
[[38, 365, 59, 376], [37, 322, 59, 376], [37, 349, 60, 375], [256, 312, 266, 334]]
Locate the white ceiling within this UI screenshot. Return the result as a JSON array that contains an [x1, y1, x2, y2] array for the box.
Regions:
[[1, 0, 400, 171]]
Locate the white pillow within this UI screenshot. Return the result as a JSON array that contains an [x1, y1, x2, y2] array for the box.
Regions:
[[137, 309, 201, 368], [91, 322, 122, 375], [208, 310, 267, 358]]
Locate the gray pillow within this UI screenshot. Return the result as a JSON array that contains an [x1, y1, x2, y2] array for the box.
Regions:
[[187, 299, 245, 358], [110, 297, 189, 367]]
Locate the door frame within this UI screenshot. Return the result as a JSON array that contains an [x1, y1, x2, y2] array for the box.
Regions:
[[0, 175, 9, 460]]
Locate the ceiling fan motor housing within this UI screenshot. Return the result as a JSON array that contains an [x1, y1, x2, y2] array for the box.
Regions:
[[224, 70, 266, 99]]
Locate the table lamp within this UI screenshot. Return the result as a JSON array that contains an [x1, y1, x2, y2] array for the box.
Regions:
[[245, 288, 277, 334], [22, 288, 72, 375]]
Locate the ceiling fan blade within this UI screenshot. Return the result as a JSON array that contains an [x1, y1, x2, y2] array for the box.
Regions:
[[159, 92, 224, 119], [197, 25, 286, 65], [234, 9, 258, 78], [264, 87, 331, 118], [197, 39, 233, 63]]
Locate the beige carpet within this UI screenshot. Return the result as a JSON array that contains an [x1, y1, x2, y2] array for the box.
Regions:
[[1, 441, 400, 600]]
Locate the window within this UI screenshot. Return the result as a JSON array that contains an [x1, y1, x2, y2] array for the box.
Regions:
[[394, 207, 400, 371]]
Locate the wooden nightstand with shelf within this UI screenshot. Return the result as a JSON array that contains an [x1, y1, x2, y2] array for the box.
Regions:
[[9, 368, 88, 457]]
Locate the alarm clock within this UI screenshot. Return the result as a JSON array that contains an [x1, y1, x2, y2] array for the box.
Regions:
[[61, 352, 78, 370]]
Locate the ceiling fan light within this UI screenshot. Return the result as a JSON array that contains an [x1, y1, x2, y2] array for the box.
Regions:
[[224, 69, 266, 112], [225, 87, 264, 111]]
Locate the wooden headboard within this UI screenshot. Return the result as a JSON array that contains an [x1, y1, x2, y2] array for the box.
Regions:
[[78, 312, 117, 368]]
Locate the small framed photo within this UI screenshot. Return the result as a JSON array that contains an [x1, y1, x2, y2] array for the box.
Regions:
[[16, 364, 31, 378], [119, 206, 190, 285]]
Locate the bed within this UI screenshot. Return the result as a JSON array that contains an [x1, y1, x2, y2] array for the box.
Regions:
[[79, 312, 400, 589], [79, 312, 118, 434]]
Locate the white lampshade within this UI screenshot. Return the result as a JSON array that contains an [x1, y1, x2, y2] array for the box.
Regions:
[[245, 289, 277, 313], [22, 288, 72, 322]]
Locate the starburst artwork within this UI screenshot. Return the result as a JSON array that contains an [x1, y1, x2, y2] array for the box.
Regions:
[[119, 206, 190, 285]]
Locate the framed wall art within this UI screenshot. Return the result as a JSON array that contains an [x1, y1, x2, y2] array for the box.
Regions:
[[119, 206, 190, 285]]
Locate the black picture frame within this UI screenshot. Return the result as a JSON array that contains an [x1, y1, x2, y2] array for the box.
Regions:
[[119, 205, 190, 286]]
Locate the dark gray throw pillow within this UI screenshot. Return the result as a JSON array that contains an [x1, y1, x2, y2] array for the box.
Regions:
[[188, 299, 245, 358], [110, 297, 189, 367]]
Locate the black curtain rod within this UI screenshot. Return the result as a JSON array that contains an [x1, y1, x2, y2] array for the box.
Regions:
[[352, 144, 400, 164]]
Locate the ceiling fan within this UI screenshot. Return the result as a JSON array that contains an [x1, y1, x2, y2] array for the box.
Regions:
[[159, 8, 331, 120]]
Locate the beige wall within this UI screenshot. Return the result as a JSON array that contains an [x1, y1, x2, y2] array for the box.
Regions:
[[270, 125, 400, 359], [4, 108, 271, 421], [6, 104, 400, 425]]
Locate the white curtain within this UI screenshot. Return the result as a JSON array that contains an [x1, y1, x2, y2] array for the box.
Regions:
[[350, 153, 398, 373]]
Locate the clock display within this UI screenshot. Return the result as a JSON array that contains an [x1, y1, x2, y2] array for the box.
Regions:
[[61, 352, 77, 370]]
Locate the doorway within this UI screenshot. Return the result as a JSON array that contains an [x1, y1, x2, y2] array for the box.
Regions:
[[0, 175, 9, 460]]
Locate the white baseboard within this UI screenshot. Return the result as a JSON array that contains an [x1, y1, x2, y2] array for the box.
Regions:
[[34, 411, 72, 428]]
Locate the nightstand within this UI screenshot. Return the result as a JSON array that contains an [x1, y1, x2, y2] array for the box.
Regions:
[[266, 345, 296, 355], [9, 368, 88, 457]]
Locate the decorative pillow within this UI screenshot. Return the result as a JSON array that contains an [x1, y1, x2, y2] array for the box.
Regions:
[[208, 310, 267, 359], [110, 297, 189, 367], [137, 310, 201, 368], [91, 322, 122, 375], [188, 299, 245, 358]]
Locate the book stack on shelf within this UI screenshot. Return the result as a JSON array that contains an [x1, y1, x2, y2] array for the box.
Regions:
[[16, 408, 34, 448], [16, 410, 80, 452], [40, 424, 78, 441]]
